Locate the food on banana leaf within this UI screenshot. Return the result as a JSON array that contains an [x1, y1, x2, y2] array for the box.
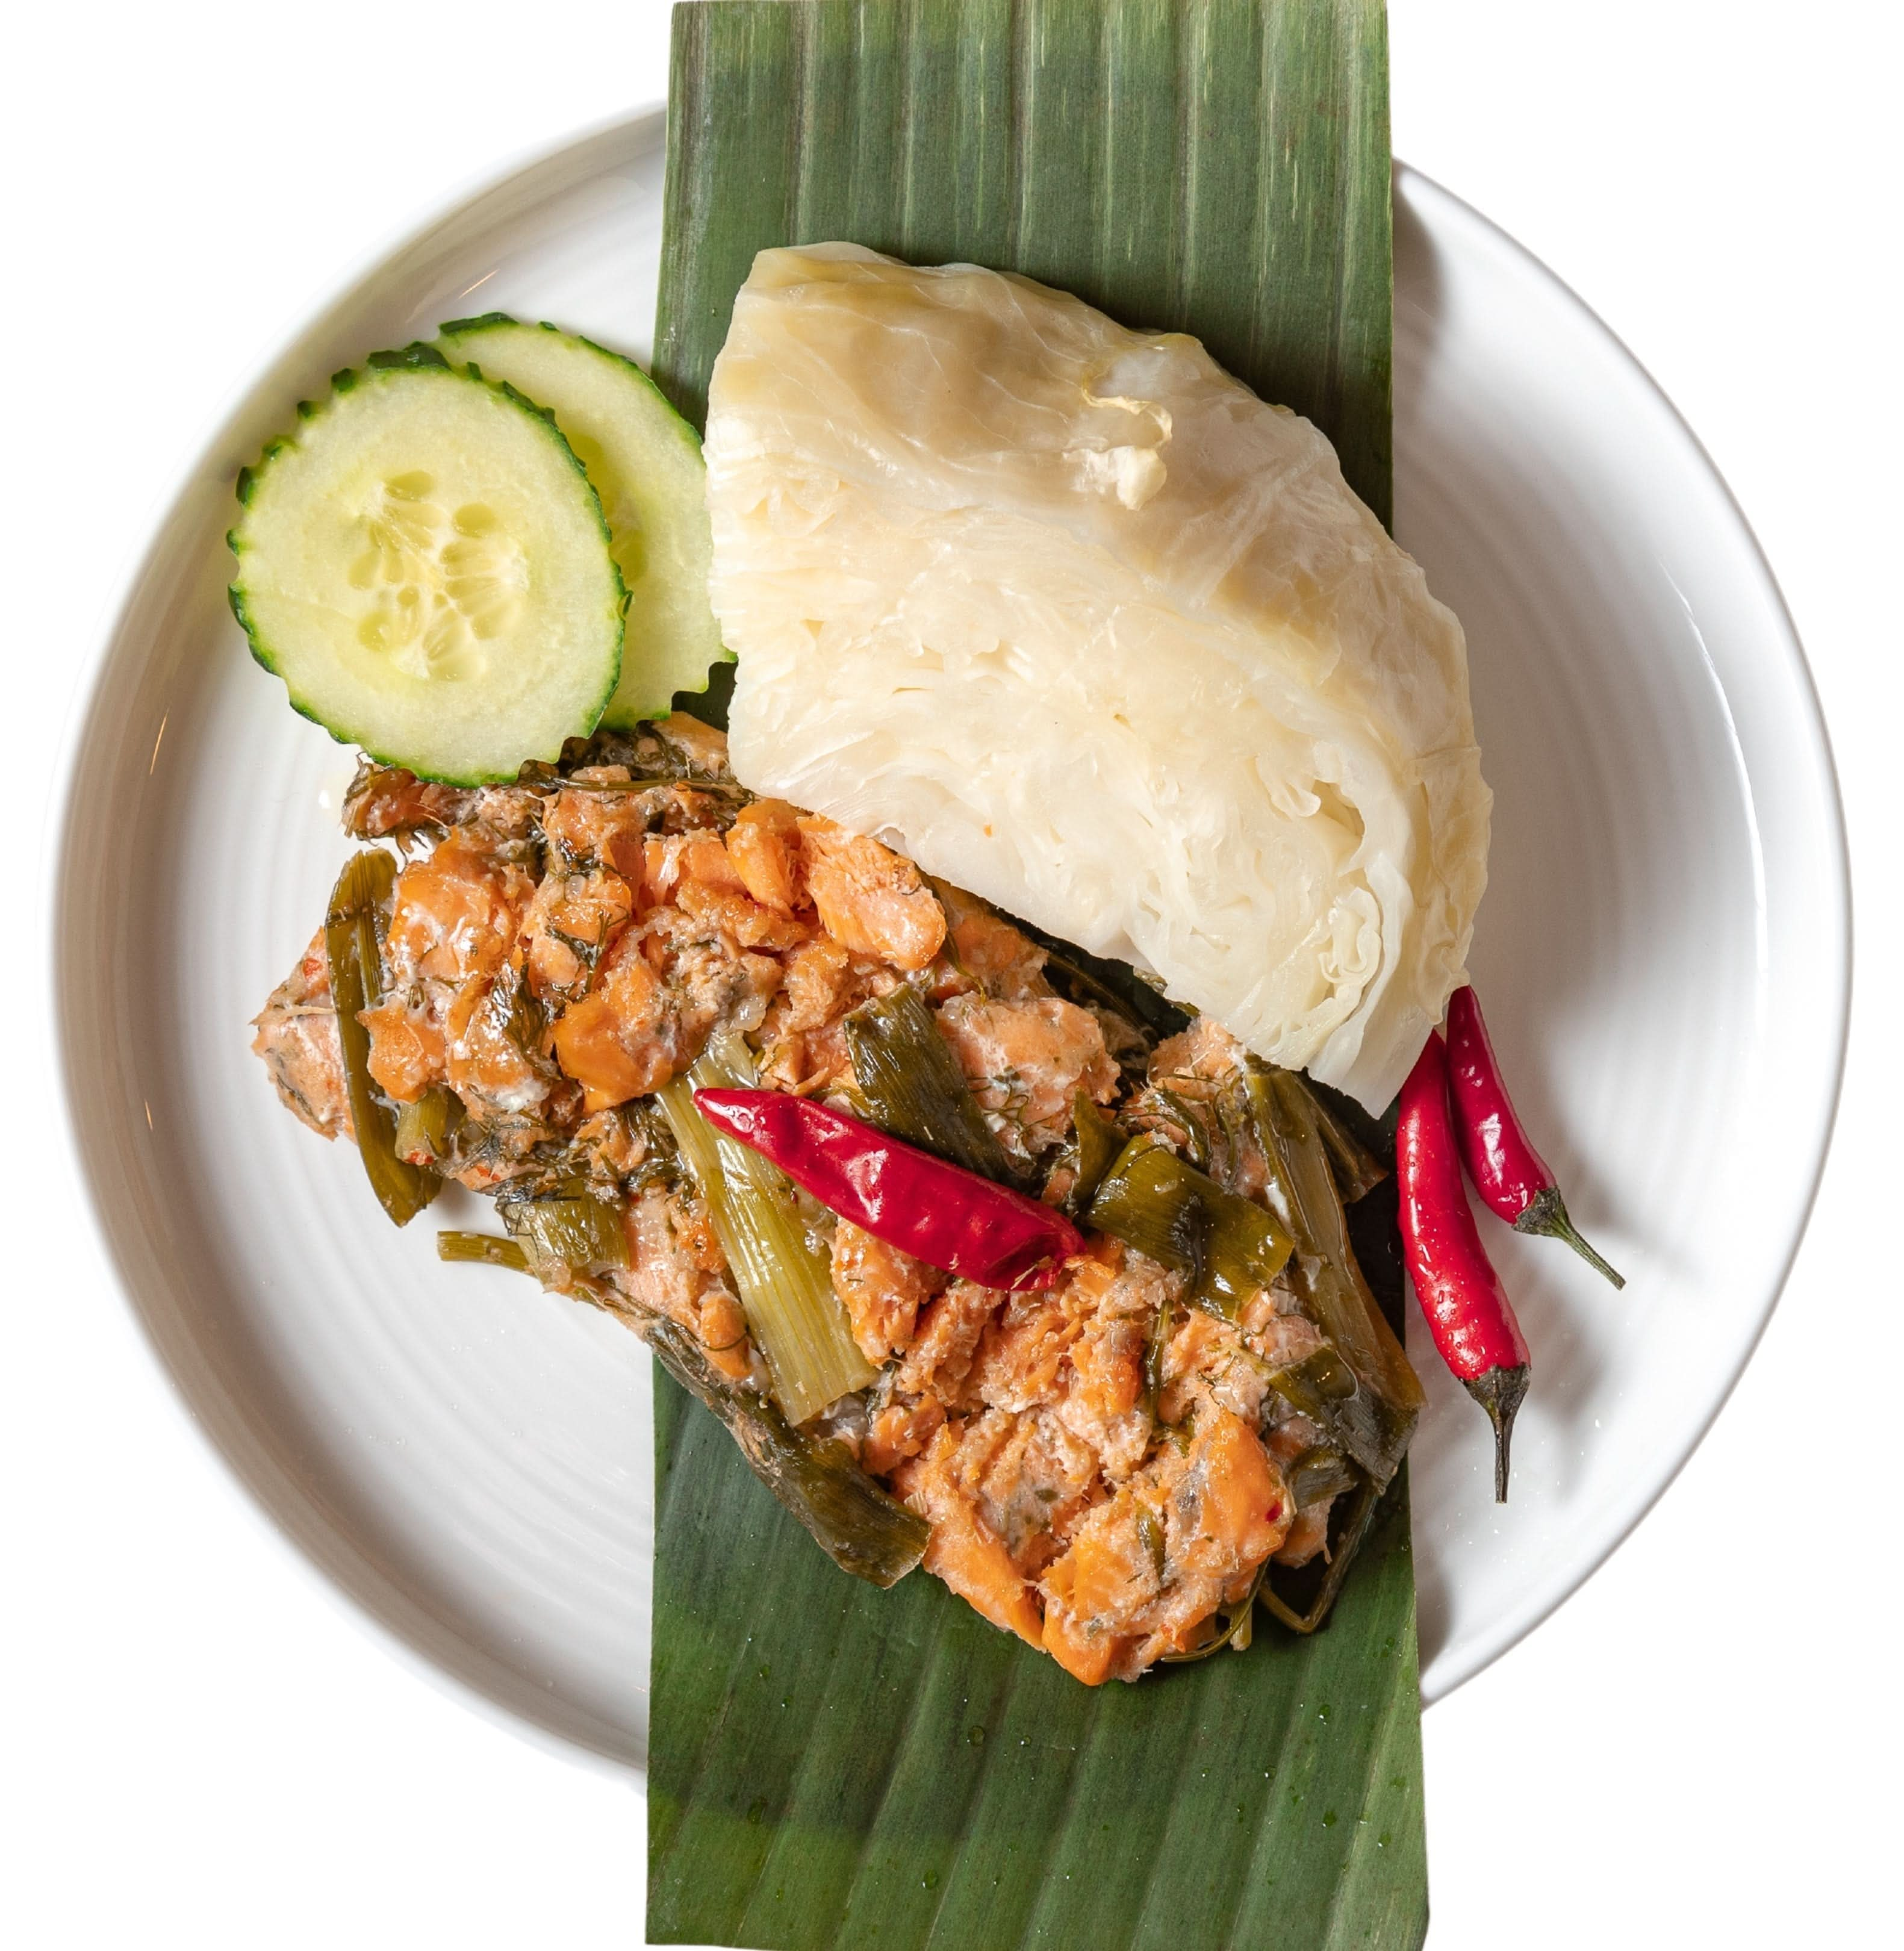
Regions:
[[704, 243, 1492, 1112], [252, 717, 1419, 1679]]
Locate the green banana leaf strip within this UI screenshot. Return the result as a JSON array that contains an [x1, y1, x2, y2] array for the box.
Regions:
[[650, 4, 1423, 1946], [653, 1380, 1423, 1951]]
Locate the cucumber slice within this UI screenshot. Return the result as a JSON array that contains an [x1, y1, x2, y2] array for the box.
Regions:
[[229, 345, 624, 784], [435, 316, 725, 727]]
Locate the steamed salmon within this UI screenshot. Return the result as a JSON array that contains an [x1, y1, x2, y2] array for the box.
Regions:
[[254, 714, 1372, 1681]]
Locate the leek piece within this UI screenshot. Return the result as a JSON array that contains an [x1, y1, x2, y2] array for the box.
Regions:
[[1302, 1075, 1391, 1203], [1287, 1445, 1361, 1511], [1251, 1067, 1423, 1484], [658, 1029, 876, 1424], [497, 1189, 630, 1273], [1255, 1343, 1395, 1488], [1084, 1135, 1292, 1318], [649, 1318, 926, 1588], [842, 986, 1013, 1182], [394, 1084, 462, 1169], [1066, 1090, 1124, 1221], [437, 1231, 530, 1272], [322, 850, 440, 1227]]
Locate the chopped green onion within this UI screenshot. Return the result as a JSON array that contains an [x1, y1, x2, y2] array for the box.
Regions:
[[1143, 1287, 1175, 1420], [1137, 1507, 1167, 1582], [843, 986, 1015, 1183], [659, 1030, 876, 1424], [437, 1231, 531, 1272], [1085, 1135, 1292, 1318], [323, 850, 440, 1227]]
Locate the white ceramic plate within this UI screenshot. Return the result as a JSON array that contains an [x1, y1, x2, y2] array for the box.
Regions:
[[54, 111, 1847, 1770]]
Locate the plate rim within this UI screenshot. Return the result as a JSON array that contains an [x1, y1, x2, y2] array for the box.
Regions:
[[48, 105, 671, 1779], [1389, 165, 1852, 1694], [48, 113, 1852, 1767]]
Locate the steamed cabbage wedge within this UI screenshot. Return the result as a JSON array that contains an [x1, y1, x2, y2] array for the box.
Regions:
[[706, 244, 1490, 1111]]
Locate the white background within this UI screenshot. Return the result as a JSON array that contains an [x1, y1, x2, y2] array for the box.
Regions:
[[5, 1, 1898, 1944]]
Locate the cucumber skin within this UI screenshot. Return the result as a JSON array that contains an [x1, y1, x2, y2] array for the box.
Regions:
[[228, 350, 627, 786], [436, 316, 730, 728], [439, 315, 687, 439]]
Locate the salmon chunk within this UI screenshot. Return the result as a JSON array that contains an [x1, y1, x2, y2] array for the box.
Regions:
[[797, 815, 947, 971]]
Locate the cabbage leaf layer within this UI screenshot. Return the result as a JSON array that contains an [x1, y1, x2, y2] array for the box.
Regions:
[[706, 243, 1490, 1110]]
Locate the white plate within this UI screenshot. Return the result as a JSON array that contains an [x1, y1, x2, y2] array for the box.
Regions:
[[54, 111, 1847, 1769]]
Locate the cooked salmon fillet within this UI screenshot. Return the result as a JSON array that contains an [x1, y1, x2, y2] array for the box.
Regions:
[[255, 715, 1360, 1681]]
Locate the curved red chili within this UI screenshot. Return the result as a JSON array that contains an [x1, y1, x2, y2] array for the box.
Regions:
[[1396, 1032, 1530, 1502], [1445, 985, 1624, 1290], [694, 1088, 1084, 1291]]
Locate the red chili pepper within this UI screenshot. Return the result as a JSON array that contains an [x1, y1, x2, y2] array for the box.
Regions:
[[1445, 985, 1624, 1289], [1396, 1032, 1530, 1502], [693, 1088, 1085, 1291]]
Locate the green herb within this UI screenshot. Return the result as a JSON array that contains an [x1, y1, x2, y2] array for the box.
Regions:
[[1147, 1084, 1213, 1171], [1144, 1287, 1175, 1422]]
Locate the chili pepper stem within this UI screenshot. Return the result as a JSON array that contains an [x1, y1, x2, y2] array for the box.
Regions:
[[1462, 1364, 1529, 1502], [1513, 1186, 1625, 1290]]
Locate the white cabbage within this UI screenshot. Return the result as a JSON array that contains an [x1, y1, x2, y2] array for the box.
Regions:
[[705, 243, 1490, 1110]]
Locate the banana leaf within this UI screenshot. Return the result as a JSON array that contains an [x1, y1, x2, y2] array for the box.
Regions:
[[650, 4, 1425, 1946]]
